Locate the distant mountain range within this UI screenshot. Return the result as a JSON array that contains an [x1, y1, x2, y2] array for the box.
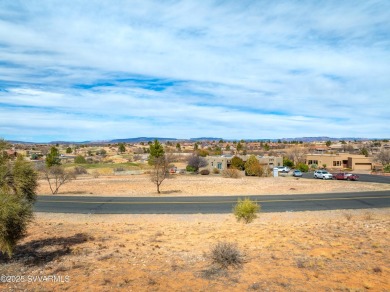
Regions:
[[7, 136, 385, 145]]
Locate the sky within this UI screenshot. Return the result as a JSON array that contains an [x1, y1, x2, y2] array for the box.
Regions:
[[0, 0, 389, 142]]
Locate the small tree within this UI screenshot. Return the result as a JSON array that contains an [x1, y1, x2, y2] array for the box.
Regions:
[[197, 149, 209, 157], [233, 198, 260, 224], [118, 143, 126, 153], [176, 143, 181, 151], [374, 149, 390, 166], [296, 163, 309, 172], [244, 155, 262, 176], [74, 155, 87, 164], [187, 155, 208, 172], [236, 142, 243, 153], [45, 146, 61, 167], [150, 155, 172, 194], [66, 147, 72, 154], [41, 165, 76, 195], [0, 139, 37, 257], [326, 140, 332, 147], [283, 157, 294, 168], [148, 140, 164, 165], [231, 156, 245, 170]]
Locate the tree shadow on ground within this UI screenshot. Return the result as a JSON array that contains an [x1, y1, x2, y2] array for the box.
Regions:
[[0, 233, 89, 266], [160, 189, 182, 194]]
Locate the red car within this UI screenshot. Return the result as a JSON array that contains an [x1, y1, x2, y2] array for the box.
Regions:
[[333, 173, 359, 181]]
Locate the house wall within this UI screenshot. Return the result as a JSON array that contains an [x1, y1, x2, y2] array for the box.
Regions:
[[305, 154, 373, 170], [205, 155, 283, 171]]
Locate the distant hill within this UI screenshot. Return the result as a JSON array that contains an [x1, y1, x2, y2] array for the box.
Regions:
[[7, 136, 384, 145]]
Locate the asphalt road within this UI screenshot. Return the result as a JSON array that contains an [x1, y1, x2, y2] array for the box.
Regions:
[[35, 191, 390, 214], [301, 173, 390, 183]]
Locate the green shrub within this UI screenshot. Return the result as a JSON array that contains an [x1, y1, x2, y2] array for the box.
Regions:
[[74, 155, 87, 164], [233, 198, 260, 223], [0, 193, 33, 257], [186, 165, 197, 172], [384, 164, 390, 173], [244, 155, 262, 176], [296, 163, 309, 172]]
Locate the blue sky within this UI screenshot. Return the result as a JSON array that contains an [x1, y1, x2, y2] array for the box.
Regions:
[[0, 0, 389, 142]]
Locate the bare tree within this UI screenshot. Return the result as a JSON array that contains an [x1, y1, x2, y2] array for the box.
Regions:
[[374, 149, 390, 166], [150, 154, 173, 194], [287, 146, 308, 165], [41, 165, 76, 195], [187, 155, 208, 172]]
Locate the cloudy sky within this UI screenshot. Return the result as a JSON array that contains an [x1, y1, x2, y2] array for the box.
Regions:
[[0, 1, 389, 142]]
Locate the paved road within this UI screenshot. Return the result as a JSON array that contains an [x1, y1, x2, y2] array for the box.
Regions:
[[35, 191, 390, 214], [301, 173, 390, 184]]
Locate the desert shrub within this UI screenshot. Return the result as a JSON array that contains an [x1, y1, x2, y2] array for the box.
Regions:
[[186, 165, 197, 172], [210, 242, 243, 269], [74, 166, 87, 175], [233, 198, 260, 223], [114, 167, 125, 172], [200, 169, 210, 175], [296, 163, 309, 172], [74, 155, 87, 164], [0, 193, 33, 257], [92, 170, 100, 178], [384, 164, 390, 173], [212, 168, 220, 174], [283, 157, 294, 168], [222, 168, 241, 178]]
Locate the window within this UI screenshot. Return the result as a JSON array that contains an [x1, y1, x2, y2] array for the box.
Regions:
[[308, 160, 318, 165], [333, 161, 341, 166], [217, 162, 222, 170], [211, 162, 214, 166]]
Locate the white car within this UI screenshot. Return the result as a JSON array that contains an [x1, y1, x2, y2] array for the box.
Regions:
[[277, 166, 290, 173], [314, 170, 333, 180]]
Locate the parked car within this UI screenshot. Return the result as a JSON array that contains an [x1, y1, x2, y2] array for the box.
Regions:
[[345, 173, 359, 181], [292, 170, 303, 177], [314, 170, 333, 180], [277, 166, 291, 173], [333, 173, 359, 181]]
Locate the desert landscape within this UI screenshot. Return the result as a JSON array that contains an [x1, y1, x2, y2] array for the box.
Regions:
[[0, 209, 389, 291], [1, 174, 389, 291], [37, 174, 390, 197]]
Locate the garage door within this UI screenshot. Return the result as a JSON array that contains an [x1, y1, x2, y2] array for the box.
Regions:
[[354, 163, 372, 170]]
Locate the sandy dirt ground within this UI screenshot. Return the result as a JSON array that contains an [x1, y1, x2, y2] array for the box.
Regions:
[[0, 209, 389, 291], [37, 174, 390, 197]]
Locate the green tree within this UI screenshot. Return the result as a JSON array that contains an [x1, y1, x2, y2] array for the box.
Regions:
[[148, 140, 165, 165], [46, 146, 61, 167], [197, 149, 209, 157], [296, 163, 309, 172], [244, 155, 262, 176], [74, 155, 87, 164], [118, 143, 126, 153], [176, 143, 181, 151], [66, 147, 72, 154], [194, 143, 199, 151], [225, 144, 230, 151], [236, 142, 243, 153], [231, 156, 245, 170], [326, 140, 332, 147], [263, 143, 270, 151], [360, 147, 369, 157], [283, 157, 294, 168], [0, 139, 38, 257]]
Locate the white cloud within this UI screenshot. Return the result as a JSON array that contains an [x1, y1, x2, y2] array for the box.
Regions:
[[0, 0, 389, 141]]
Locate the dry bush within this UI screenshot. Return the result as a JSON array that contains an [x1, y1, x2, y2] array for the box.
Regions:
[[222, 168, 241, 178], [74, 166, 87, 175], [212, 167, 220, 174], [92, 170, 100, 178], [200, 169, 210, 175], [343, 212, 353, 221], [209, 242, 243, 269]]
